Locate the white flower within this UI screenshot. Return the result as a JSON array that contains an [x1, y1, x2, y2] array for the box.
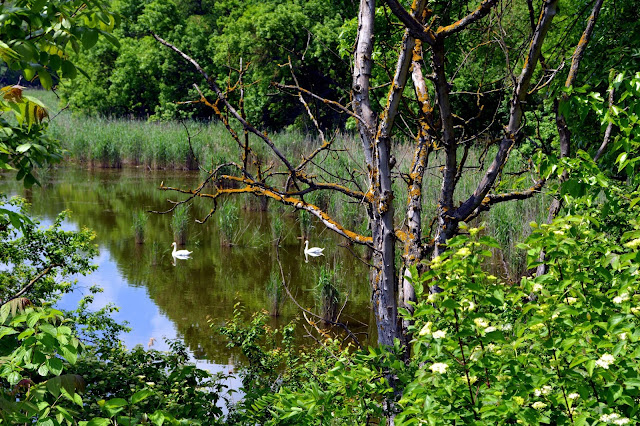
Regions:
[[533, 283, 543, 292], [429, 363, 448, 374], [419, 321, 433, 336], [595, 353, 615, 369], [601, 413, 628, 424], [568, 393, 579, 400], [613, 418, 630, 425], [474, 318, 489, 328], [432, 329, 447, 339], [613, 293, 630, 304], [427, 293, 438, 302], [631, 307, 640, 314], [484, 326, 497, 333], [566, 297, 578, 305], [502, 323, 513, 331], [461, 299, 476, 311], [532, 401, 547, 410], [619, 332, 627, 340], [540, 385, 552, 395]]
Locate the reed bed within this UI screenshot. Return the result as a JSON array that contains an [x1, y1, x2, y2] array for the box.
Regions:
[[37, 89, 551, 276]]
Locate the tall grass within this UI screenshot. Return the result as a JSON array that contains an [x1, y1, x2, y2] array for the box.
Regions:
[[298, 210, 312, 240], [132, 210, 148, 244], [35, 88, 551, 275], [265, 270, 285, 317], [218, 201, 239, 246], [315, 265, 341, 325], [171, 204, 190, 245]]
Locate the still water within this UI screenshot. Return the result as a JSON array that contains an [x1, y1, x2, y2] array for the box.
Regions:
[[1, 167, 374, 372]]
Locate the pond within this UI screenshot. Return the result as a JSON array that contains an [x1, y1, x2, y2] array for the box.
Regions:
[[1, 166, 375, 377]]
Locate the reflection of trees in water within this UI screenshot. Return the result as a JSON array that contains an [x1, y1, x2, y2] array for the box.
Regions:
[[2, 167, 373, 364]]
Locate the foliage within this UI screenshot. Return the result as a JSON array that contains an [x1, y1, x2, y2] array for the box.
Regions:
[[219, 305, 299, 423], [73, 340, 226, 424], [0, 0, 119, 186], [0, 302, 87, 424], [62, 0, 355, 128], [218, 304, 393, 424], [0, 196, 97, 304], [170, 203, 190, 245]]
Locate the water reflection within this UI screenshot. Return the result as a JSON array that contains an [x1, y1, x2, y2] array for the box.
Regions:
[[0, 167, 375, 365]]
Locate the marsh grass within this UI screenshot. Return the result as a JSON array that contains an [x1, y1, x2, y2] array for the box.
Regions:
[[132, 210, 148, 244], [218, 201, 239, 246], [315, 265, 341, 325], [36, 88, 551, 275], [265, 270, 285, 317], [171, 204, 190, 245], [298, 210, 312, 240]]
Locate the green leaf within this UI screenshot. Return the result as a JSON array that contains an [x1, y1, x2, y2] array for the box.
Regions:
[[130, 388, 154, 405], [623, 378, 640, 388], [586, 360, 595, 377], [0, 325, 18, 338], [37, 69, 53, 90], [61, 60, 77, 79], [38, 364, 49, 376], [85, 418, 110, 426], [16, 143, 31, 153], [60, 345, 78, 364], [46, 357, 63, 376], [82, 29, 99, 49]]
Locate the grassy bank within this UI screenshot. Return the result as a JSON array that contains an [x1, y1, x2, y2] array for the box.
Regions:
[[37, 89, 549, 277]]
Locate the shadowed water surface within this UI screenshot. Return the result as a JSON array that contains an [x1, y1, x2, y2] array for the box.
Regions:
[[1, 167, 375, 370]]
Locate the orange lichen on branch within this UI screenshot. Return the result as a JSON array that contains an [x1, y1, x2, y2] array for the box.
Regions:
[[436, 0, 497, 38], [211, 176, 373, 245]]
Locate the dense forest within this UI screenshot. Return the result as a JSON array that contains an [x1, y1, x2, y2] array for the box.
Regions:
[[2, 0, 640, 424]]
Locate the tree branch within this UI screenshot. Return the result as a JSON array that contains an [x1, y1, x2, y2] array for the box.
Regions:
[[436, 0, 498, 39]]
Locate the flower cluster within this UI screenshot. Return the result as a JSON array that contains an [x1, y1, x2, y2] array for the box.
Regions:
[[532, 401, 547, 410], [600, 413, 630, 424], [429, 363, 448, 374], [595, 353, 615, 369], [473, 317, 489, 328], [419, 321, 433, 336], [432, 329, 447, 339], [613, 293, 630, 304], [533, 385, 552, 397]]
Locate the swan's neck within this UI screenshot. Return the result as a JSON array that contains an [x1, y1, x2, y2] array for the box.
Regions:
[[305, 241, 309, 250], [172, 244, 177, 255]]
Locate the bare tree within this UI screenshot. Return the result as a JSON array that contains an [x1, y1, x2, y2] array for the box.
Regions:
[[153, 0, 604, 347]]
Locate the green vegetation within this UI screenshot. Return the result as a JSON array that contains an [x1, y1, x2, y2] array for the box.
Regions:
[[3, 0, 640, 424], [265, 270, 285, 317], [315, 265, 341, 325], [61, 0, 356, 129], [170, 204, 190, 245], [132, 210, 148, 244]]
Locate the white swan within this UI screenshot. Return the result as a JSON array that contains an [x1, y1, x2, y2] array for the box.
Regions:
[[171, 242, 192, 258], [304, 240, 324, 257]]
